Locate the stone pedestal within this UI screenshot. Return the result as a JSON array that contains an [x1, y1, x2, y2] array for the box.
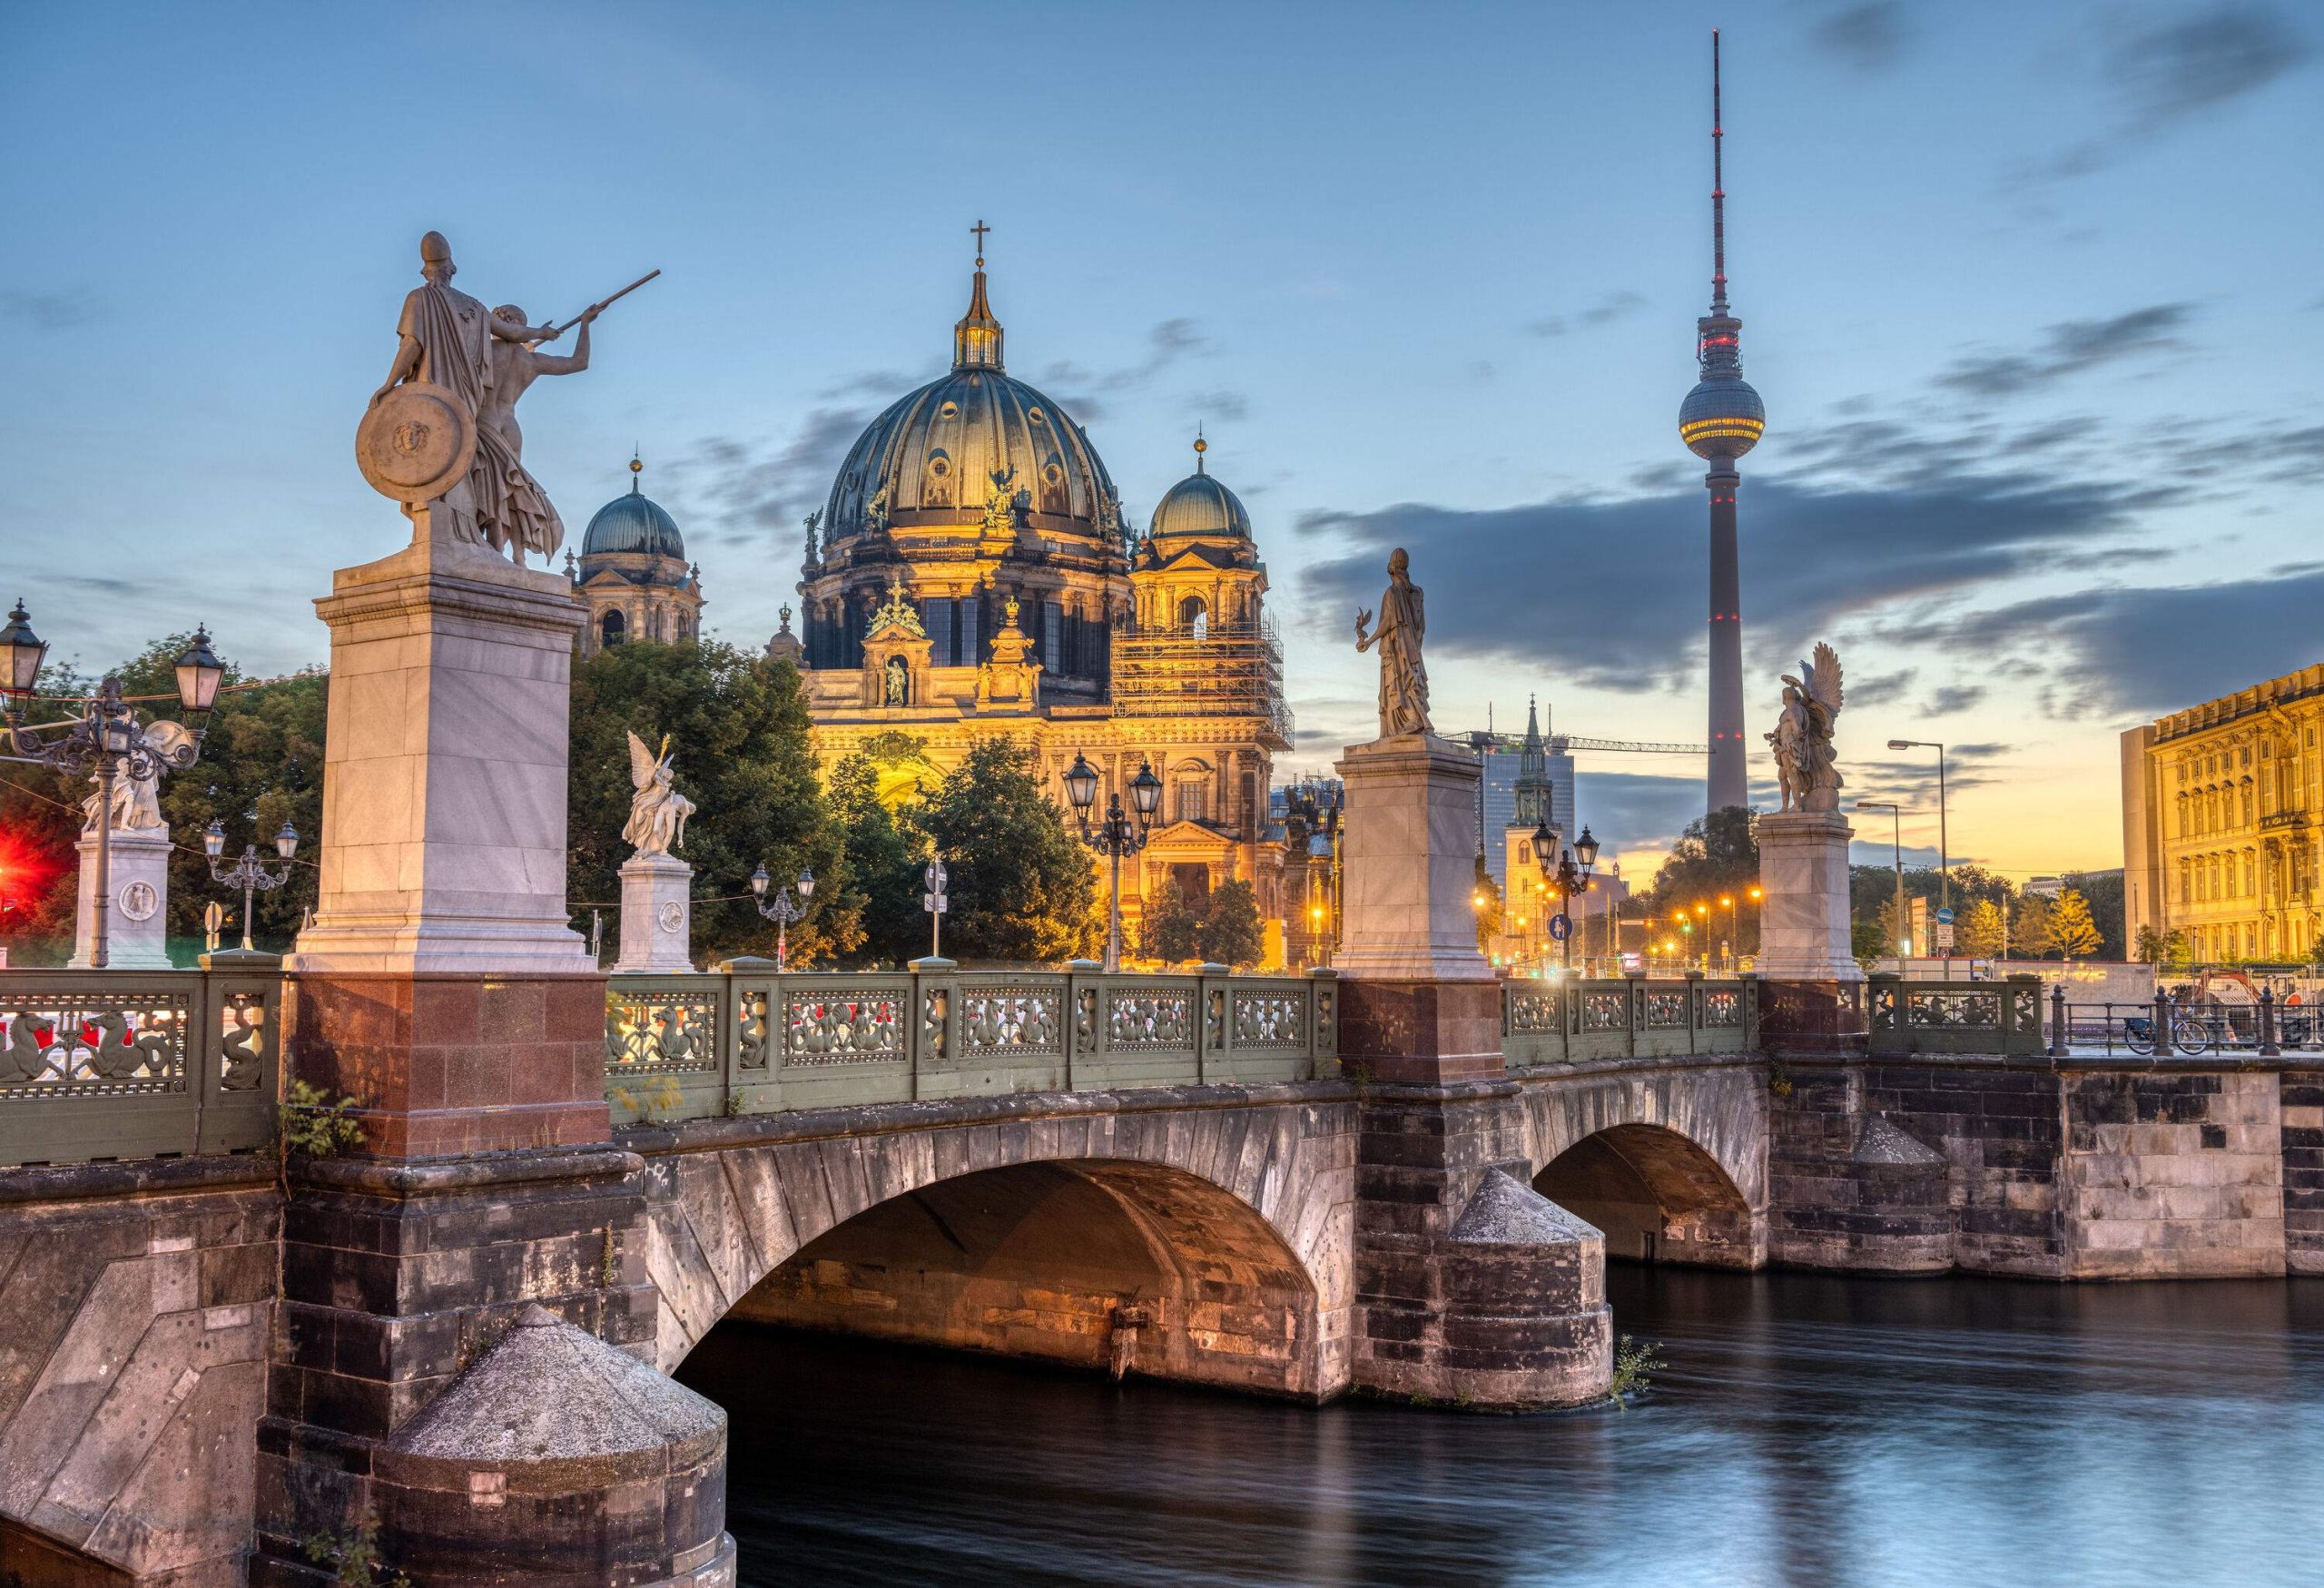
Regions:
[[68, 824, 173, 969], [615, 852, 694, 972], [287, 538, 593, 975], [1334, 735, 1491, 982], [1755, 809, 1863, 982]]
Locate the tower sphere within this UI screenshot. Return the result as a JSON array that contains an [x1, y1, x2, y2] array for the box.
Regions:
[[1679, 376, 1765, 461]]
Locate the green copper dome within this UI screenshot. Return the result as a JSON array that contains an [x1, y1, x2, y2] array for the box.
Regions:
[[582, 471, 685, 558], [1149, 447, 1251, 540]]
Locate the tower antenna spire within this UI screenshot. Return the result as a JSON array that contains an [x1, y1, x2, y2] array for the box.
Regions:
[[1710, 29, 1728, 314]]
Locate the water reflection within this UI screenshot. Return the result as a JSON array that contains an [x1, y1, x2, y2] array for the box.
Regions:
[[681, 1269, 2324, 1588]]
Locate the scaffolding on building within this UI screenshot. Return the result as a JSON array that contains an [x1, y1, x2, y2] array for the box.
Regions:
[[1110, 613, 1294, 745]]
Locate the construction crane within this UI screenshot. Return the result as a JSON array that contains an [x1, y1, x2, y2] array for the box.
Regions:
[[1457, 729, 1706, 757]]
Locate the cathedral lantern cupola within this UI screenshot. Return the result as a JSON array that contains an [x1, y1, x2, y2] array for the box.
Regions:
[[573, 454, 705, 656]]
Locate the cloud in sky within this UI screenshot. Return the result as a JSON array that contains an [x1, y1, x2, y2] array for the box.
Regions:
[[1935, 303, 2194, 398], [1, 289, 100, 330], [665, 402, 875, 551], [1813, 4, 1911, 73], [1525, 291, 1648, 340], [1038, 317, 1218, 419]]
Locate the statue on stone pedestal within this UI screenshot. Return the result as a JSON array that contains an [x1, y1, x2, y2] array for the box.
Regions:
[[1354, 547, 1433, 739], [622, 731, 696, 856], [473, 301, 596, 563], [1768, 642, 1845, 812]]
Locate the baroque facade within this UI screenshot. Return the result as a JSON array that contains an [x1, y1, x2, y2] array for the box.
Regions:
[[2122, 662, 2324, 962], [788, 256, 1291, 954], [568, 457, 704, 656]]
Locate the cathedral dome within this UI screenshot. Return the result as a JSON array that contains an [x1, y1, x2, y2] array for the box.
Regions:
[[582, 462, 686, 557], [822, 265, 1121, 541], [1149, 439, 1251, 539]]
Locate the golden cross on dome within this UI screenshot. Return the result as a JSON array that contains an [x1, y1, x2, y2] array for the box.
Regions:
[[970, 219, 990, 263]]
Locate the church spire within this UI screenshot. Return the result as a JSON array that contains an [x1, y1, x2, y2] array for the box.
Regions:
[[953, 219, 1004, 371]]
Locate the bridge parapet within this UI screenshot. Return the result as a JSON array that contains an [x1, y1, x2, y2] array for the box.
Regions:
[[0, 952, 281, 1169], [1500, 974, 1758, 1069], [1866, 972, 2045, 1057], [603, 962, 1339, 1124]]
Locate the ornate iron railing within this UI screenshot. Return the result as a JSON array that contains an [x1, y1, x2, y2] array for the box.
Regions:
[[0, 954, 282, 1167], [1501, 974, 1758, 1068], [1867, 973, 2045, 1056], [604, 963, 1339, 1125]]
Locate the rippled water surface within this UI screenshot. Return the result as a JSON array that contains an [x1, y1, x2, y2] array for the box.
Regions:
[[680, 1268, 2324, 1588]]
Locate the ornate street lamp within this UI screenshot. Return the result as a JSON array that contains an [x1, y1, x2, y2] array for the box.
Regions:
[[1, 602, 222, 968], [205, 818, 298, 952], [1536, 821, 1599, 973], [749, 863, 814, 971], [1066, 752, 1160, 972], [922, 854, 950, 962]]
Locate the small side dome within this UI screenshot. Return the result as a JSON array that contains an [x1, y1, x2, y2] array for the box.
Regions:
[[582, 458, 686, 557], [1148, 436, 1251, 539]]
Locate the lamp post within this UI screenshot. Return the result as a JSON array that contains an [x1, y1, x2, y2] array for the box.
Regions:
[[203, 818, 298, 952], [749, 863, 814, 971], [0, 603, 222, 969], [1720, 893, 1737, 971], [1889, 739, 1949, 972], [1746, 884, 1763, 963], [1857, 801, 1909, 964], [1066, 753, 1161, 972], [922, 855, 949, 962], [1535, 820, 1599, 973]]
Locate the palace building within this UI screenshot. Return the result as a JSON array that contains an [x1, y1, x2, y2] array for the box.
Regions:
[[784, 248, 1292, 954], [569, 457, 704, 656], [2122, 663, 2324, 963]]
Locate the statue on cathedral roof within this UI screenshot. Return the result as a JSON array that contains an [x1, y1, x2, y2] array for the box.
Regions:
[[869, 577, 926, 638]]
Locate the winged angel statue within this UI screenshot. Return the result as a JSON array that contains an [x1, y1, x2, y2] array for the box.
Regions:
[[622, 731, 696, 856], [1767, 643, 1844, 813]]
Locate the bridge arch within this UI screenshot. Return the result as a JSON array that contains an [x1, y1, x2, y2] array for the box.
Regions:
[[637, 1097, 1354, 1400], [1520, 1062, 1768, 1268]]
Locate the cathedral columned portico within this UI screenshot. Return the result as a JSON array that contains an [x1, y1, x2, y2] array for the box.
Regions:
[[792, 247, 1289, 950]]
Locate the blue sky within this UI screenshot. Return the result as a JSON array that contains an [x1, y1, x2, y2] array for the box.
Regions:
[[5, 1, 2318, 879]]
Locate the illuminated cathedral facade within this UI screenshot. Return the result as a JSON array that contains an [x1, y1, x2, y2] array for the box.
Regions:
[[783, 252, 1292, 957]]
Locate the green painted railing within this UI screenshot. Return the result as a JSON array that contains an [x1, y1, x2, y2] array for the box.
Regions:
[[1867, 973, 2045, 1057], [1501, 974, 1759, 1069], [0, 952, 282, 1168], [604, 962, 1341, 1125]]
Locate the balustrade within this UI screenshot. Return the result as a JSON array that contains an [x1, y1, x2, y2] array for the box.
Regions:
[[1501, 974, 1758, 1069], [604, 963, 1339, 1125], [0, 953, 281, 1167], [1866, 972, 2045, 1056]]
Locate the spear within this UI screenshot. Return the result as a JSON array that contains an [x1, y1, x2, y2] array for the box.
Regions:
[[543, 269, 660, 338]]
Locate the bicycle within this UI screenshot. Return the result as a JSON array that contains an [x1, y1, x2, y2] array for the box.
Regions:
[[2123, 1011, 2212, 1056]]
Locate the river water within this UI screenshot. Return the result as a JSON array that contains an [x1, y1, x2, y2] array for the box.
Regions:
[[681, 1268, 2324, 1588]]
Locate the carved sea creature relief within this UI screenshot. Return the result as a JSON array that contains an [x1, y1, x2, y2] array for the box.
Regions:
[[86, 1009, 172, 1080], [1, 1011, 56, 1082]]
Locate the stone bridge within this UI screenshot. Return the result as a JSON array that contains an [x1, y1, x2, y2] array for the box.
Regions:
[[3, 962, 2317, 1585]]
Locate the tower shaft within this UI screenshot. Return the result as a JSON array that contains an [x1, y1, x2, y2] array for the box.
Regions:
[[1706, 466, 1746, 811]]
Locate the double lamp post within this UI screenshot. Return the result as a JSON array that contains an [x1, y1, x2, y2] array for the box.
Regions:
[[1531, 820, 1600, 972], [1064, 753, 1163, 973]]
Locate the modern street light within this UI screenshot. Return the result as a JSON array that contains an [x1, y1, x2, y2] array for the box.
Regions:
[[1888, 739, 1949, 972], [749, 863, 814, 970], [203, 818, 298, 952], [1857, 801, 1909, 962], [0, 602, 222, 968], [1066, 752, 1162, 972], [1720, 893, 1738, 971], [1534, 820, 1599, 972]]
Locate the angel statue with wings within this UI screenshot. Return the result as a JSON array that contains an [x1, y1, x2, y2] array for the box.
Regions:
[[622, 731, 697, 856], [1767, 642, 1845, 813]]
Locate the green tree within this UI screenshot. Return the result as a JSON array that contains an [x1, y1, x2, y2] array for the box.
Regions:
[[570, 643, 854, 965], [2059, 870, 2125, 959], [1472, 868, 1503, 956], [1850, 912, 1887, 972], [1642, 807, 1758, 916], [2047, 888, 2102, 960], [1957, 897, 2007, 959], [1137, 889, 1201, 964], [1196, 878, 1265, 968], [915, 738, 1099, 965], [828, 751, 926, 967], [2014, 893, 2054, 960], [1875, 895, 1910, 960]]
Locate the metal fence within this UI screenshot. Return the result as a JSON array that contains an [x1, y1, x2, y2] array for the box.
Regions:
[[604, 962, 1340, 1125], [1867, 973, 2046, 1057], [0, 954, 282, 1167], [2060, 997, 2324, 1056], [1500, 975, 1758, 1069]]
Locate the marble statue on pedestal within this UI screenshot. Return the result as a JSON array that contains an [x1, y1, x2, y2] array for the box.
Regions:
[[622, 732, 695, 856], [1755, 641, 1861, 984], [615, 731, 696, 972], [69, 769, 173, 971], [1354, 547, 1432, 739]]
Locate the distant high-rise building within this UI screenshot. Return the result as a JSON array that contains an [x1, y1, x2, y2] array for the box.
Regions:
[[1679, 30, 1766, 815]]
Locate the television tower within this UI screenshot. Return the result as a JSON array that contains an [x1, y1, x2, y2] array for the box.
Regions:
[[1679, 29, 1765, 815]]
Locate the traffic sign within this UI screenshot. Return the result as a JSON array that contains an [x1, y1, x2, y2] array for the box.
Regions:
[[1935, 907, 1955, 925], [1935, 923, 1955, 952], [1548, 912, 1573, 942]]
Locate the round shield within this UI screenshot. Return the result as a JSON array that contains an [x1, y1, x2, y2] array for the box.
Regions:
[[355, 380, 476, 503]]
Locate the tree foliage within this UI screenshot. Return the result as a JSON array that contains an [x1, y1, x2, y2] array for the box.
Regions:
[[1137, 889, 1201, 964], [828, 751, 929, 967], [1641, 808, 1758, 916], [1136, 879, 1266, 969], [913, 738, 1098, 966], [569, 644, 855, 965], [1957, 898, 2007, 959], [2046, 888, 2102, 960]]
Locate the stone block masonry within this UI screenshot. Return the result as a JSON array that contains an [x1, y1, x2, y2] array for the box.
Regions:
[[2286, 1067, 2324, 1275]]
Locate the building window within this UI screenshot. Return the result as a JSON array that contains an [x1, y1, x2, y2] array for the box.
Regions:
[[600, 609, 625, 648], [1178, 781, 1207, 824], [1178, 594, 1209, 638], [928, 597, 954, 666], [1043, 600, 1062, 672]]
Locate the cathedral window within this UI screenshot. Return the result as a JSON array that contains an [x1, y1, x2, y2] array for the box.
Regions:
[[1178, 594, 1209, 638], [1043, 600, 1062, 672], [600, 609, 625, 648]]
